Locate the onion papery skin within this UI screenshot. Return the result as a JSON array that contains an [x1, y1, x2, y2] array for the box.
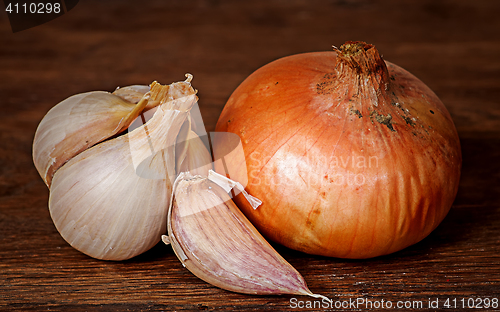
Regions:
[[215, 42, 461, 259]]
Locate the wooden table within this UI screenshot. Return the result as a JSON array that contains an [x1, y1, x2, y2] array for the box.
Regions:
[[1, 0, 499, 310]]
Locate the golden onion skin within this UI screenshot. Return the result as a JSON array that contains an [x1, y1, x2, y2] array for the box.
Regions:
[[215, 42, 461, 259]]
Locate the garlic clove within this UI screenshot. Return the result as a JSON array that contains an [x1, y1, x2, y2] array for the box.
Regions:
[[48, 77, 197, 260], [33, 90, 152, 187], [165, 173, 323, 297]]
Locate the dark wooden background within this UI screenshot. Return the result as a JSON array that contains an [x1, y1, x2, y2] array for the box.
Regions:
[[1, 0, 499, 311]]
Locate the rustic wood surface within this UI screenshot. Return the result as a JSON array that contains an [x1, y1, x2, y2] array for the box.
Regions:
[[1, 0, 499, 311]]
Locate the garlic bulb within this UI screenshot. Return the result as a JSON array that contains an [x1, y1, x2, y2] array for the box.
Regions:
[[164, 171, 325, 298], [34, 75, 198, 260]]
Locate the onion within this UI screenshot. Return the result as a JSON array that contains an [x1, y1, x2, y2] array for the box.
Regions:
[[215, 41, 461, 259]]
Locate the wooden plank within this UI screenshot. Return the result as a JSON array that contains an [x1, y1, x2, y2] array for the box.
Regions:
[[1, 0, 499, 310]]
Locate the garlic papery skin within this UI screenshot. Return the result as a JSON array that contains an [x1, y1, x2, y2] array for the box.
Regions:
[[47, 76, 197, 260], [33, 89, 153, 187], [165, 172, 323, 297], [113, 85, 150, 104], [175, 129, 213, 177]]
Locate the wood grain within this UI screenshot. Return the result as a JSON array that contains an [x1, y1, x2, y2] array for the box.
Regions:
[[1, 0, 499, 311]]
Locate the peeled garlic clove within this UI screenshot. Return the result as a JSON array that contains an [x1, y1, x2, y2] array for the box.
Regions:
[[33, 90, 152, 187], [165, 173, 323, 297], [49, 77, 197, 260]]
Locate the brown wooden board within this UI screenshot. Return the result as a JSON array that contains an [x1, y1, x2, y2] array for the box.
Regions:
[[1, 1, 499, 311]]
